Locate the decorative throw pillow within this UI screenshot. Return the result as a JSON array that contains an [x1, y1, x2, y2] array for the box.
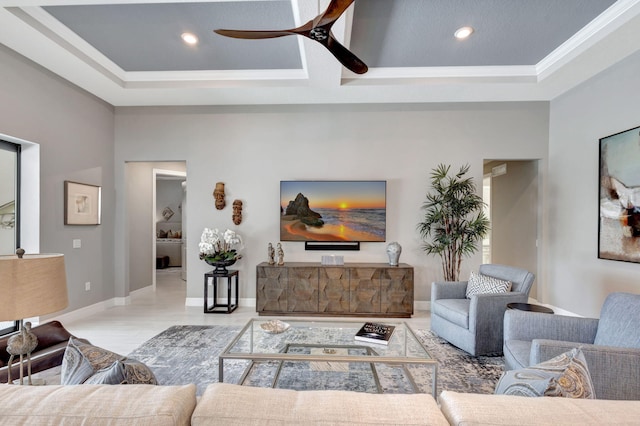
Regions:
[[466, 271, 512, 298], [84, 360, 126, 385], [83, 359, 158, 385], [61, 337, 157, 386], [122, 359, 158, 384], [494, 348, 596, 398], [60, 338, 95, 385]]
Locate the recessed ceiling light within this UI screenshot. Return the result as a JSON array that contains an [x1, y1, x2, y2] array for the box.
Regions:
[[181, 32, 198, 45], [454, 26, 474, 40]]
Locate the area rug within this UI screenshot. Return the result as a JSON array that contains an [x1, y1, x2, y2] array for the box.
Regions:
[[127, 325, 504, 396]]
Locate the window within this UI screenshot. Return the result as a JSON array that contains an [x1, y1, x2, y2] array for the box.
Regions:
[[0, 139, 20, 335]]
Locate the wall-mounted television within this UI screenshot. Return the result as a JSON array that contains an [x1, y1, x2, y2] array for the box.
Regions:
[[280, 180, 386, 242]]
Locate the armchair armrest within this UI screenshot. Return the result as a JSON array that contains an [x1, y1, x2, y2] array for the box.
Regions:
[[504, 310, 599, 343], [531, 340, 640, 400], [469, 291, 529, 334], [431, 281, 467, 300]]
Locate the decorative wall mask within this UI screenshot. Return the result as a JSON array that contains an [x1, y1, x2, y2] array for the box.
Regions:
[[232, 199, 243, 225], [213, 182, 226, 210]]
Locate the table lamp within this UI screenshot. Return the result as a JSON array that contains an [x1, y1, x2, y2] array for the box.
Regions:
[[0, 248, 68, 384]]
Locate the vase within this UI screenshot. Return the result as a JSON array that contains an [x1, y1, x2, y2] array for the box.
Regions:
[[204, 258, 237, 274], [386, 242, 402, 266]]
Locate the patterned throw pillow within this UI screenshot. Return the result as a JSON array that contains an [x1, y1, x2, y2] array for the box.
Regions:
[[494, 348, 596, 398], [60, 338, 95, 385], [465, 271, 512, 298], [61, 337, 157, 385]]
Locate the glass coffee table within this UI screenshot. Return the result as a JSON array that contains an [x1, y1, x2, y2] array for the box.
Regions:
[[219, 318, 437, 396]]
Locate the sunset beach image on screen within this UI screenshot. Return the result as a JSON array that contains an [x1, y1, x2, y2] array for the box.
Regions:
[[280, 181, 386, 242]]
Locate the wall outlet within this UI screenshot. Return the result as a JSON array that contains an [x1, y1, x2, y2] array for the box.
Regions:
[[85, 281, 91, 291], [73, 239, 81, 249]]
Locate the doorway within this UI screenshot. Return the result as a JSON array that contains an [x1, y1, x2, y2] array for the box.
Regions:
[[152, 168, 187, 290], [483, 160, 540, 299], [125, 161, 186, 295]]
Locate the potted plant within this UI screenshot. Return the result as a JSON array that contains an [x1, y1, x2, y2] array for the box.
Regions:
[[417, 164, 489, 281]]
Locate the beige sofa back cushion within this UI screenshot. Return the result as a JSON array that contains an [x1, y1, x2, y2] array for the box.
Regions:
[[192, 383, 449, 426], [439, 390, 640, 425], [0, 383, 196, 426]]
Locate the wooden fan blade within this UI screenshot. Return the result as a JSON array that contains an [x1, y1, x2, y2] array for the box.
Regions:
[[316, 0, 356, 28], [214, 29, 295, 39], [325, 35, 368, 74], [214, 2, 368, 74]]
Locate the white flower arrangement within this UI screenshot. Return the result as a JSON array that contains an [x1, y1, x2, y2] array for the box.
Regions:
[[198, 228, 243, 262]]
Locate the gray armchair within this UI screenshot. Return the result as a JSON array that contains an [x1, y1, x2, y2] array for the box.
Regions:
[[503, 292, 640, 400], [430, 264, 535, 356]]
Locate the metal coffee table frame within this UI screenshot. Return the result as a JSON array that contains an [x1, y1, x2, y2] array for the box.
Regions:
[[218, 318, 438, 396]]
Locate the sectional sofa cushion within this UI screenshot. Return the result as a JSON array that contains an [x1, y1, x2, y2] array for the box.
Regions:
[[0, 383, 196, 426], [192, 382, 449, 426], [439, 390, 640, 426]]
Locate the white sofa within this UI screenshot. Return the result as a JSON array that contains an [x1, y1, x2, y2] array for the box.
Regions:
[[2, 383, 640, 425]]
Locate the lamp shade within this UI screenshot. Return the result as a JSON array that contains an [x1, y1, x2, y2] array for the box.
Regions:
[[0, 253, 68, 321]]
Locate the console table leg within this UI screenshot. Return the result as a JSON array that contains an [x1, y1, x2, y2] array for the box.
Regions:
[[227, 277, 232, 313]]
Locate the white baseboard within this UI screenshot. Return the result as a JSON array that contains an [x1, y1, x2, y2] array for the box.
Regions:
[[43, 287, 150, 324], [415, 301, 430, 312], [49, 299, 118, 324]]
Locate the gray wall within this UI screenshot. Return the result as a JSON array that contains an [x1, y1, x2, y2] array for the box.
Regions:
[[114, 103, 549, 305], [547, 49, 640, 316], [0, 45, 115, 313]]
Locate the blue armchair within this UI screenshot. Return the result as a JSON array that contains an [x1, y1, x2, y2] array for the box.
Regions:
[[430, 264, 535, 356], [503, 292, 640, 400]]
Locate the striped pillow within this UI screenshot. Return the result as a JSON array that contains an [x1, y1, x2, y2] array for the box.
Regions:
[[466, 271, 512, 298]]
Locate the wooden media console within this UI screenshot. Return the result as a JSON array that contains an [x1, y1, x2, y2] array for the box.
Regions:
[[256, 262, 414, 317]]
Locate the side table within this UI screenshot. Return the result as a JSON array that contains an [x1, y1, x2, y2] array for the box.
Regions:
[[507, 302, 554, 314], [204, 270, 239, 314]]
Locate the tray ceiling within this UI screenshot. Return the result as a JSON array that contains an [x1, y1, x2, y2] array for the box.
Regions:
[[1, 0, 639, 106]]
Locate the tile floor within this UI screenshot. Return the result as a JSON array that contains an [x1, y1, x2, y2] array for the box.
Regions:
[[62, 268, 430, 355]]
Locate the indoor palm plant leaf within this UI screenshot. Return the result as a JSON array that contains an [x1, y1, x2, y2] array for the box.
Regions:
[[418, 164, 489, 281]]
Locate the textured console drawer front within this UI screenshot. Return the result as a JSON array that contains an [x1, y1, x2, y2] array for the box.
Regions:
[[256, 266, 288, 312], [319, 267, 350, 313], [287, 267, 319, 312]]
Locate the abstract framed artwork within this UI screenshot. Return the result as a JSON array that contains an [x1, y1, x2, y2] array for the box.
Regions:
[[64, 181, 102, 225], [598, 125, 640, 262]]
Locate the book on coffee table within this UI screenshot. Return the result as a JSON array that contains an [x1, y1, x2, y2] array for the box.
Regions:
[[354, 322, 395, 345]]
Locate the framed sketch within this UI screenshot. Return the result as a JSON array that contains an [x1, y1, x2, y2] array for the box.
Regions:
[[64, 181, 101, 225], [598, 125, 640, 262]]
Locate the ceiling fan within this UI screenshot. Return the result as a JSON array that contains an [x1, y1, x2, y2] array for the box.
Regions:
[[214, 0, 368, 74]]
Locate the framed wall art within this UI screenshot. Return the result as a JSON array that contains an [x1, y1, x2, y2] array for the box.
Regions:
[[64, 181, 102, 225], [598, 125, 640, 262]]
